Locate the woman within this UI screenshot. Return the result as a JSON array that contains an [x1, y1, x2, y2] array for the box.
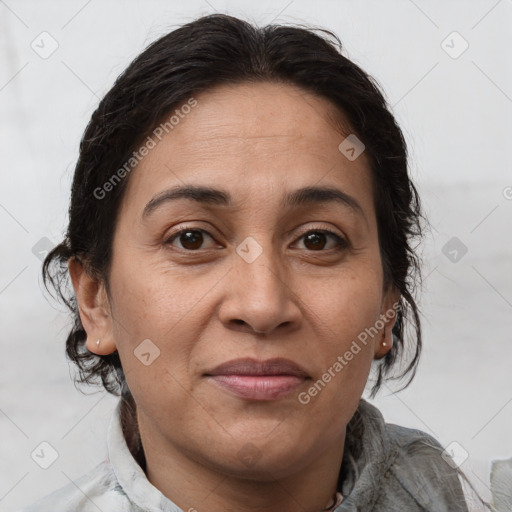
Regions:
[[19, 13, 488, 512]]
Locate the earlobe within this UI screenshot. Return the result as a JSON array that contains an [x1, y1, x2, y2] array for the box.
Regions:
[[374, 289, 400, 359], [374, 330, 393, 359], [85, 335, 118, 355], [68, 256, 117, 355]]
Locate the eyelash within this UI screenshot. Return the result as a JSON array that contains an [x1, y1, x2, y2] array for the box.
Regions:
[[164, 226, 349, 252]]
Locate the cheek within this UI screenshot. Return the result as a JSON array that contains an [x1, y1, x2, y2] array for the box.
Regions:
[[109, 254, 210, 338], [107, 258, 220, 394], [307, 265, 383, 341], [300, 268, 383, 393]]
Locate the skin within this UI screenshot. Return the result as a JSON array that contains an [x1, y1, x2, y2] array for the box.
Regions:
[[69, 82, 399, 512]]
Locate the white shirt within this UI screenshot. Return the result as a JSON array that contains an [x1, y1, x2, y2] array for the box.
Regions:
[[17, 398, 343, 512]]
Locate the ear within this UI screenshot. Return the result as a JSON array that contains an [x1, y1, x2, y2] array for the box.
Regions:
[[373, 286, 400, 360], [68, 256, 117, 355]]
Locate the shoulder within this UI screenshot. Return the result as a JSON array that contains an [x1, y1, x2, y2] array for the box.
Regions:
[[386, 421, 454, 472], [384, 422, 469, 511], [15, 460, 134, 512], [350, 400, 469, 511]]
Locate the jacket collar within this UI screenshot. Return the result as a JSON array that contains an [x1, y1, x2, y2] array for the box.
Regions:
[[335, 399, 395, 511], [107, 398, 180, 512]]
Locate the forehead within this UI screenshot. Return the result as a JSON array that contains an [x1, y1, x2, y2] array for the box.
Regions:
[[162, 82, 351, 159], [118, 81, 374, 220]]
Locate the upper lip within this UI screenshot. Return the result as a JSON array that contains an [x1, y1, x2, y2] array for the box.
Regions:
[[204, 357, 310, 378]]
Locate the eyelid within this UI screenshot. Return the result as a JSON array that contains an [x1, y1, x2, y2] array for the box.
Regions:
[[293, 223, 346, 241]]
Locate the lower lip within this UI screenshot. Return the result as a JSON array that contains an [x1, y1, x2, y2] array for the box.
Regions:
[[207, 375, 307, 401]]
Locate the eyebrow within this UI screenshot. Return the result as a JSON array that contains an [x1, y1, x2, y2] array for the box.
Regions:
[[142, 184, 366, 223]]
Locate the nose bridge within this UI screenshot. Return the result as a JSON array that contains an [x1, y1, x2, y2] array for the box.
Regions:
[[235, 234, 286, 300], [221, 234, 300, 333]]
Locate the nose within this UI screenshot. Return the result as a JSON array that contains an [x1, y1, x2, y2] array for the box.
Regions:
[[218, 239, 302, 336]]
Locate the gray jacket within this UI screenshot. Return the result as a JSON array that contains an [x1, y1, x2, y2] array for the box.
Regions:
[[17, 397, 469, 512], [335, 399, 469, 511]]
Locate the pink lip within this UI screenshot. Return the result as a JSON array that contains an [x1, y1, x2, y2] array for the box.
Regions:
[[205, 357, 310, 377], [208, 375, 307, 400], [204, 357, 310, 401]]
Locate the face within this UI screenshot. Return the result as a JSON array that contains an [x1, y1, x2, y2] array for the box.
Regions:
[[72, 82, 398, 480]]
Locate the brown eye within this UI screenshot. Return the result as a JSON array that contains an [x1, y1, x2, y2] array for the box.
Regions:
[[179, 230, 204, 250], [166, 229, 215, 250], [296, 230, 348, 251], [304, 232, 327, 250]]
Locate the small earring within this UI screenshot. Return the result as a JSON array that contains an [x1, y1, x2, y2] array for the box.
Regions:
[[382, 341, 387, 346], [96, 338, 100, 346]]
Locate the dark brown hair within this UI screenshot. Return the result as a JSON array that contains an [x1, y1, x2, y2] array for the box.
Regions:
[[43, 13, 424, 404]]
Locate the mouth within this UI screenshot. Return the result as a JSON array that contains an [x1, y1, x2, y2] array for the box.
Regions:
[[204, 357, 311, 401]]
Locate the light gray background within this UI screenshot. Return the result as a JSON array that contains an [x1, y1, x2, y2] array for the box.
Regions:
[[1, 1, 511, 510]]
